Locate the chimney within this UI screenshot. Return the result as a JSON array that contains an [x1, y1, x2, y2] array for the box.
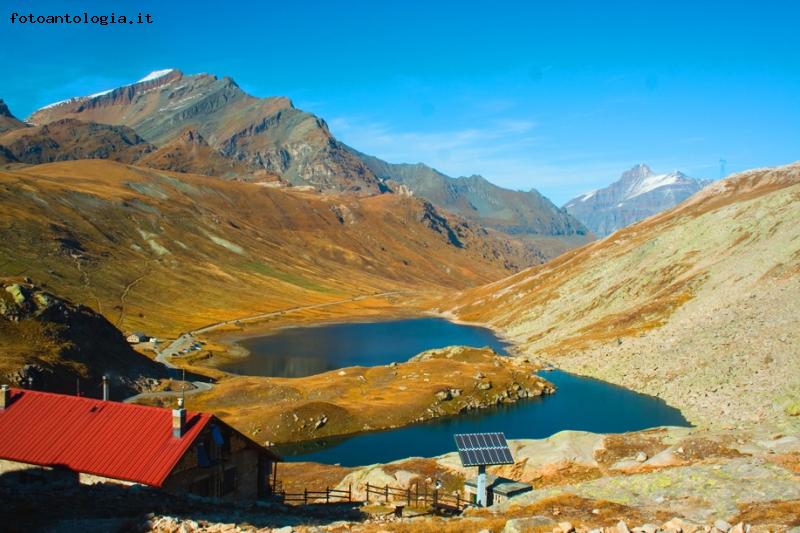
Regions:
[[102, 375, 110, 401], [1, 385, 9, 410], [172, 397, 186, 438]]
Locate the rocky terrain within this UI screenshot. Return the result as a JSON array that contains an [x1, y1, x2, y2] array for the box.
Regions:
[[0, 279, 164, 396], [448, 162, 800, 428], [564, 164, 710, 236], [21, 426, 795, 532], [137, 128, 281, 181]]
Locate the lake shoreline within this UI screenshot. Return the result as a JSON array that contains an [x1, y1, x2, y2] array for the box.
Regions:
[[173, 316, 688, 467]]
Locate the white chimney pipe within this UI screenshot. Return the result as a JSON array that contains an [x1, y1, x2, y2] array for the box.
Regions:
[[0, 385, 9, 410], [172, 397, 186, 438]]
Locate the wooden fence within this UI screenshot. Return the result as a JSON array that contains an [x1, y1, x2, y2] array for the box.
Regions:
[[364, 482, 469, 513], [278, 484, 353, 505]]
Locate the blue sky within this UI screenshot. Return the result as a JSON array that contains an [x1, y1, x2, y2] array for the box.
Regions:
[[1, 0, 799, 204]]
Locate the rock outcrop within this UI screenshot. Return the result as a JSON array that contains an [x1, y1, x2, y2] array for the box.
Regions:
[[0, 279, 164, 395], [0, 99, 26, 133]]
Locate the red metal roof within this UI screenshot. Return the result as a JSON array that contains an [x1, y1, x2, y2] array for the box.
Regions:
[[0, 388, 212, 487]]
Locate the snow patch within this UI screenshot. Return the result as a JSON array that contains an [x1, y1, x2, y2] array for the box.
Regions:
[[88, 89, 113, 98], [35, 69, 177, 113], [626, 172, 684, 199], [137, 69, 176, 83], [38, 97, 85, 111]]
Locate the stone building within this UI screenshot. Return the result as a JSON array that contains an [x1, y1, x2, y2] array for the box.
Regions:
[[0, 385, 281, 500]]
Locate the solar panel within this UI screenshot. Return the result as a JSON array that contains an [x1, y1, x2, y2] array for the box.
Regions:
[[453, 432, 514, 466]]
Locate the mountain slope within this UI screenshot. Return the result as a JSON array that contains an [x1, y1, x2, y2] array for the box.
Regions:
[[136, 127, 279, 181], [28, 70, 384, 194], [447, 162, 800, 426], [358, 153, 593, 257], [0, 99, 26, 133], [0, 118, 155, 165], [0, 159, 539, 339], [564, 163, 710, 236], [0, 279, 164, 395]]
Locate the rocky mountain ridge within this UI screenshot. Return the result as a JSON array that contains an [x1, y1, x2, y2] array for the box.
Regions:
[[17, 70, 593, 258], [0, 99, 26, 133], [359, 152, 594, 257], [564, 163, 711, 236], [27, 70, 386, 194]]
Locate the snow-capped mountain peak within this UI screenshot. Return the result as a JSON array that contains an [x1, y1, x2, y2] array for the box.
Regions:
[[35, 69, 180, 114], [564, 163, 711, 236], [624, 170, 687, 200]]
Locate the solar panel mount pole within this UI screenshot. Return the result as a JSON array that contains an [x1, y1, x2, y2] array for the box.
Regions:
[[477, 464, 487, 507]]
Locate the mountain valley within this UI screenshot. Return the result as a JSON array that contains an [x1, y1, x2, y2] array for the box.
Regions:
[[0, 68, 798, 532]]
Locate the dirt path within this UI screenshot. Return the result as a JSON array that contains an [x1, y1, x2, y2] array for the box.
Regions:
[[123, 380, 213, 403]]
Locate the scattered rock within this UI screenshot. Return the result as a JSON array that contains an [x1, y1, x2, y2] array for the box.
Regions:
[[714, 520, 732, 532], [635, 451, 648, 462], [503, 516, 556, 533], [558, 521, 575, 533], [435, 390, 453, 401], [314, 415, 328, 430], [477, 381, 492, 390], [618, 521, 631, 533]]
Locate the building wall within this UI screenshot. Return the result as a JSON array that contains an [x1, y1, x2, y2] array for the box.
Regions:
[[162, 425, 271, 500], [0, 423, 276, 501]]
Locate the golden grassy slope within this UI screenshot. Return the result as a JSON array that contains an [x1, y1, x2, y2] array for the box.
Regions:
[[175, 347, 552, 444], [446, 162, 800, 426], [0, 159, 537, 340]]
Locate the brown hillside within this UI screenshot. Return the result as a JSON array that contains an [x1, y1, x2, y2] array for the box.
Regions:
[[0, 118, 154, 164], [0, 160, 538, 340], [446, 162, 800, 426]]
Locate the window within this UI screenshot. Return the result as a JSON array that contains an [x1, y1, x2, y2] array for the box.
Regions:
[[196, 442, 211, 467]]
